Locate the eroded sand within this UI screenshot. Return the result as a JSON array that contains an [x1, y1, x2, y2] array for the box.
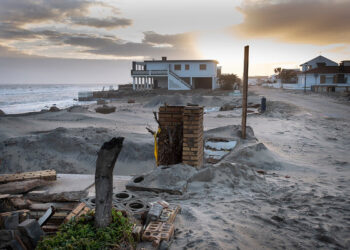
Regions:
[[0, 87, 349, 249]]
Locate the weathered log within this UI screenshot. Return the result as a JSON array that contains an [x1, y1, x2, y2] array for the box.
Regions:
[[94, 137, 124, 228]]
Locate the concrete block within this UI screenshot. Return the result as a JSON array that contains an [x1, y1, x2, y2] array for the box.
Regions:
[[18, 219, 44, 247]]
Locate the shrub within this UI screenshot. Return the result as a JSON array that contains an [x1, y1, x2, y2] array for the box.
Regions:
[[37, 209, 134, 250]]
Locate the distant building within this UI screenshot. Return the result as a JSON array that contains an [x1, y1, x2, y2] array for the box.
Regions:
[[300, 55, 338, 71], [248, 76, 269, 86], [131, 57, 219, 90], [298, 57, 350, 90], [264, 56, 350, 91]]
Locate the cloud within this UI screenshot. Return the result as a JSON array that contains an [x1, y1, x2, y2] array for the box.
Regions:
[[0, 0, 198, 60], [0, 0, 92, 26], [43, 31, 199, 58], [0, 0, 132, 40], [234, 0, 350, 45], [0, 44, 32, 58], [142, 31, 196, 47], [0, 23, 37, 40], [71, 17, 132, 29]]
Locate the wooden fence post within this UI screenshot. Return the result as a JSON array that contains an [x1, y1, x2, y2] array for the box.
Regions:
[[241, 45, 249, 139]]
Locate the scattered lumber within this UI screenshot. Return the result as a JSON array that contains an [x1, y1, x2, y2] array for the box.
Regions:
[[64, 202, 91, 223], [0, 179, 51, 194], [0, 170, 56, 184]]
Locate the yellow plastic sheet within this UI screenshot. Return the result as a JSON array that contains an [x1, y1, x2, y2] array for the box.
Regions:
[[154, 128, 161, 166]]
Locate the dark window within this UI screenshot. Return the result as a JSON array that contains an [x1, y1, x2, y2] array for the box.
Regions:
[[200, 64, 207, 70], [185, 64, 190, 70], [174, 64, 181, 70], [337, 74, 345, 83], [317, 62, 326, 68], [320, 75, 326, 84]]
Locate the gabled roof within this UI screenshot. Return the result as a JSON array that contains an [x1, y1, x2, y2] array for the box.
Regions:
[[300, 55, 337, 66], [301, 66, 350, 74]]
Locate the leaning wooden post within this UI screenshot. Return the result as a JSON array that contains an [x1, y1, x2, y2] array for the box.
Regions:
[[95, 137, 124, 228], [241, 45, 249, 139]]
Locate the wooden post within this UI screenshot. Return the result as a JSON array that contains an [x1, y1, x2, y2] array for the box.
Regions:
[[95, 137, 124, 228], [241, 45, 249, 139]]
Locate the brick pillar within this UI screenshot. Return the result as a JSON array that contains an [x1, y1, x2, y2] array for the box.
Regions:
[[182, 106, 204, 168], [158, 106, 184, 165]]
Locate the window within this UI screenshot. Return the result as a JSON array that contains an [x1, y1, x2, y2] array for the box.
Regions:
[[199, 64, 207, 70], [185, 64, 190, 70], [320, 75, 326, 84], [174, 64, 181, 70]]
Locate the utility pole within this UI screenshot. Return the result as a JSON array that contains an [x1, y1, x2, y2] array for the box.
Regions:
[[241, 45, 249, 139]]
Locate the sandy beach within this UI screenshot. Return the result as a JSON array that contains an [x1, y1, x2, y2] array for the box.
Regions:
[[0, 87, 349, 249]]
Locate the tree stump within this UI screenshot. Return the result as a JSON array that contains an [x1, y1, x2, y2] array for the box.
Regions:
[[95, 137, 124, 228]]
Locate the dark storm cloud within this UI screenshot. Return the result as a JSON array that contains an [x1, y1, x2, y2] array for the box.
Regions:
[[234, 0, 350, 45], [0, 0, 92, 26], [0, 23, 37, 40], [71, 17, 132, 29], [0, 0, 132, 40]]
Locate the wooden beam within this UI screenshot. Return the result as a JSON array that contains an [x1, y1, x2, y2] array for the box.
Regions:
[[0, 170, 56, 184], [241, 45, 249, 139]]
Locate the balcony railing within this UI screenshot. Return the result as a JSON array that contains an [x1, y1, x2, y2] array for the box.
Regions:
[[131, 70, 168, 76]]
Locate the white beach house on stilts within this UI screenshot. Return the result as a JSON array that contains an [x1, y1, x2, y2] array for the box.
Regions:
[[131, 57, 219, 90]]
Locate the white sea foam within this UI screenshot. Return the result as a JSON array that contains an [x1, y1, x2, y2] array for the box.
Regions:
[[0, 84, 111, 114]]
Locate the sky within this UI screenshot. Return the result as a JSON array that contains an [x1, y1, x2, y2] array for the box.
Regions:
[[0, 0, 349, 84]]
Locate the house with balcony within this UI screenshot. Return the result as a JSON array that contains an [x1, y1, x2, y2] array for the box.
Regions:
[[131, 57, 219, 90], [297, 56, 350, 91]]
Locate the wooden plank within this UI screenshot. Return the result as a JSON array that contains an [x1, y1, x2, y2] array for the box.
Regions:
[[0, 179, 51, 194], [0, 170, 56, 184], [241, 45, 249, 139], [64, 202, 86, 223], [30, 202, 77, 211]]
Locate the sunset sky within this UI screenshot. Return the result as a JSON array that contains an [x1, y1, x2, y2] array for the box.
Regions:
[[0, 0, 349, 84]]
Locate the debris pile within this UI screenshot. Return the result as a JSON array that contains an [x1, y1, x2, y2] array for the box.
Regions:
[[95, 104, 116, 114], [79, 191, 181, 248], [0, 169, 181, 249], [0, 170, 58, 249]]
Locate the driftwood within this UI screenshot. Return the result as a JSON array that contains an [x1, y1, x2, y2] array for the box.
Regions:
[[94, 137, 124, 228]]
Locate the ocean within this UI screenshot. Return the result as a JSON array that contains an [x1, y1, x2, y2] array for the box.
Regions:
[[0, 84, 115, 114]]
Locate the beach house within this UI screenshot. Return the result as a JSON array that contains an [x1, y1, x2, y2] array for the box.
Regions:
[[131, 57, 219, 90], [297, 56, 350, 91]]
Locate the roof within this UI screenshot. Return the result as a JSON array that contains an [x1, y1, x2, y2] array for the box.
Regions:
[[300, 55, 337, 66], [301, 66, 350, 74], [144, 59, 219, 64]]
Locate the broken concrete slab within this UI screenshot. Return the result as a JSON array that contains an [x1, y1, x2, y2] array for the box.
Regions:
[[0, 179, 52, 194], [26, 174, 94, 202], [126, 164, 197, 195]]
